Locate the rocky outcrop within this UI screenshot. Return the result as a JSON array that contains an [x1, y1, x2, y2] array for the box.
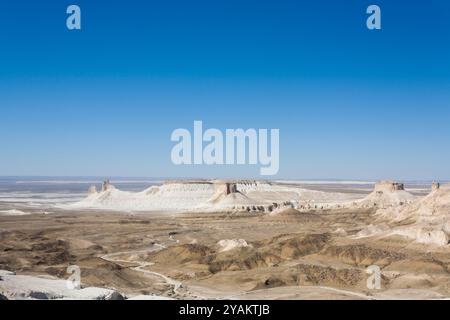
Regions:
[[0, 270, 125, 300]]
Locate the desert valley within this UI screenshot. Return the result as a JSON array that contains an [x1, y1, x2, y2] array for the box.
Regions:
[[0, 179, 449, 300]]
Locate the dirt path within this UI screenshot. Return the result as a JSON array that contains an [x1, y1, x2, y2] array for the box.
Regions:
[[100, 244, 378, 300], [100, 244, 187, 297]]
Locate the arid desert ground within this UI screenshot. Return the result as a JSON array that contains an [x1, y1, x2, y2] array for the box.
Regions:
[[0, 179, 449, 300]]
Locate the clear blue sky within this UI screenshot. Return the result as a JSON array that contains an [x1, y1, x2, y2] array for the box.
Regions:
[[1, 0, 449, 179]]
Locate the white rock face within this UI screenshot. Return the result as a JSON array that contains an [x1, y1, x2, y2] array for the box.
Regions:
[[217, 239, 250, 252], [0, 271, 124, 300], [72, 181, 215, 211], [127, 295, 174, 300], [0, 209, 31, 216], [353, 181, 415, 209], [359, 183, 450, 246], [355, 223, 390, 238], [87, 185, 97, 194], [69, 180, 357, 213]]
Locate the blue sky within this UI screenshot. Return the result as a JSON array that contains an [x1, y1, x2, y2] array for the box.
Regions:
[[0, 0, 449, 179]]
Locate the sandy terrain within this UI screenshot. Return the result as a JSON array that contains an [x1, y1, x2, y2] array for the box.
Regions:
[[0, 181, 449, 300]]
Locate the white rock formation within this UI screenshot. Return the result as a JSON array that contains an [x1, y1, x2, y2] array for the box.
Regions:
[[359, 182, 450, 246], [217, 239, 250, 252], [75, 181, 216, 211], [355, 223, 390, 238], [102, 179, 112, 192], [127, 295, 174, 300], [353, 181, 415, 209], [0, 270, 124, 300]]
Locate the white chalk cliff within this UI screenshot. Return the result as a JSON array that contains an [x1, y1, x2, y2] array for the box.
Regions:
[[358, 182, 450, 246], [70, 180, 357, 213], [0, 270, 124, 300]]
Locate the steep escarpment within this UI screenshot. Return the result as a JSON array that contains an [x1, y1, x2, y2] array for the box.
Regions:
[[70, 180, 356, 213], [357, 182, 450, 246]]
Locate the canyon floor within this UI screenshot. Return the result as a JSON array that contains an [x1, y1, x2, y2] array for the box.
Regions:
[[1, 199, 449, 299]]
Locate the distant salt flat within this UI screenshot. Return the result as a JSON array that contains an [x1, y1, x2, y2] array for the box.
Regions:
[[14, 179, 163, 184], [276, 180, 376, 185]]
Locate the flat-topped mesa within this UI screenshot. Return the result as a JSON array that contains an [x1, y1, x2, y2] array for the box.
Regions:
[[352, 180, 415, 210], [432, 181, 440, 191], [374, 180, 405, 193]]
